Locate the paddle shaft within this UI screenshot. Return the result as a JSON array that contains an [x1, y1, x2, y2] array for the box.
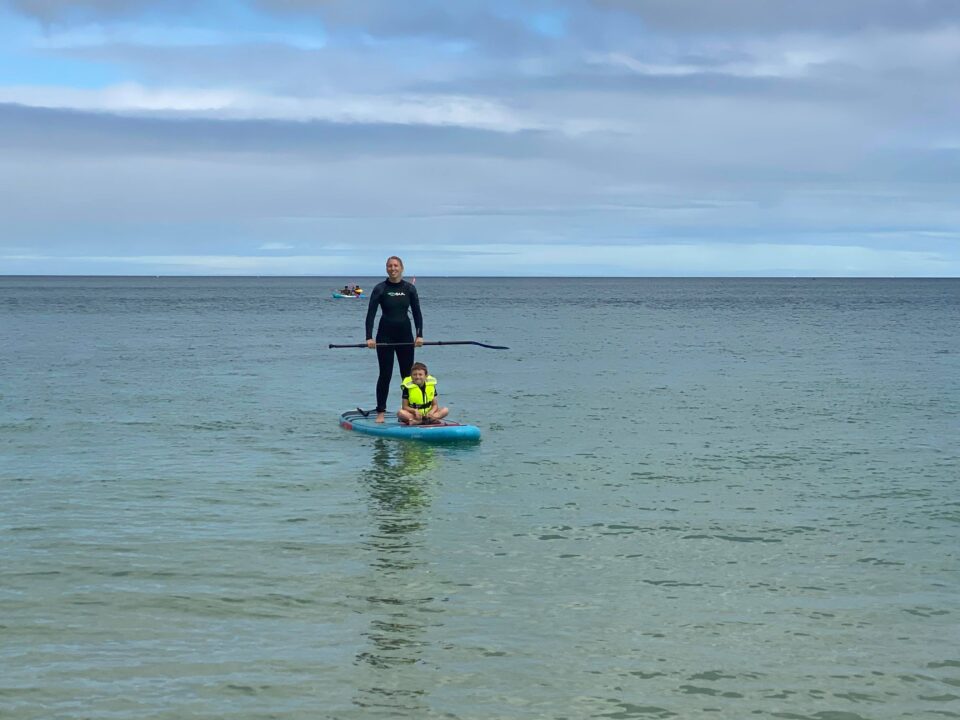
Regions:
[[329, 340, 509, 350]]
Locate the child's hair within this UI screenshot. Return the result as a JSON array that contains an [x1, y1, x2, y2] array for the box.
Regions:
[[410, 361, 428, 374]]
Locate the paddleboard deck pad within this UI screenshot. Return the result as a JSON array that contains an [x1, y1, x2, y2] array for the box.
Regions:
[[340, 410, 481, 442]]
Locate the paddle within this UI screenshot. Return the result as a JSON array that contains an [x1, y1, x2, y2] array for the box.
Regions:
[[329, 340, 509, 350]]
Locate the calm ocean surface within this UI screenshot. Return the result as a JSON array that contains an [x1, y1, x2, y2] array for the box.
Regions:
[[1, 276, 958, 720]]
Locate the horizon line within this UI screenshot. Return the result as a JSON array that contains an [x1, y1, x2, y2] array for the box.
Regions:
[[3, 274, 958, 280]]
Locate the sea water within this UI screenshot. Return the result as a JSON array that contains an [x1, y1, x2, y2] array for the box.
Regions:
[[1, 276, 958, 719]]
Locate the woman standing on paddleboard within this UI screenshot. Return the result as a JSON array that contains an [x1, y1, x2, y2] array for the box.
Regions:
[[365, 256, 423, 423]]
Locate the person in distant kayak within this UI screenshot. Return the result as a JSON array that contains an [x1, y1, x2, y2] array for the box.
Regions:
[[398, 362, 448, 425], [341, 285, 351, 295], [365, 256, 423, 423], [354, 285, 363, 296]]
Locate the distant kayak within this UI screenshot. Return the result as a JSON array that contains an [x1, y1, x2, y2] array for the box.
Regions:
[[332, 291, 365, 298], [340, 410, 480, 442]]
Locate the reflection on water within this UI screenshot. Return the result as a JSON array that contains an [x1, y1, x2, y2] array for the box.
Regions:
[[353, 440, 439, 714], [364, 439, 436, 512]]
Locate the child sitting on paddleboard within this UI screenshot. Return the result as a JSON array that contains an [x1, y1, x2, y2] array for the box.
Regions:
[[398, 362, 449, 425]]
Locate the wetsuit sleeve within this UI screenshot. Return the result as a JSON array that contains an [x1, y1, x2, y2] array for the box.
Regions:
[[365, 284, 382, 340], [409, 283, 423, 337]]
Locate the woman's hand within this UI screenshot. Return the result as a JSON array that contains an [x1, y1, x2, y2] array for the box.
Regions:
[[414, 336, 424, 347], [366, 339, 376, 349]]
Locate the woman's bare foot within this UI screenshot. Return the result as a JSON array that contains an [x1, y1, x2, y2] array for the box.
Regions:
[[375, 412, 385, 424]]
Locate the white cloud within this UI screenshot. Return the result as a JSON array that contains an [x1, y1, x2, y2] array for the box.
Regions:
[[0, 253, 354, 274], [4, 243, 955, 276], [591, 26, 960, 80], [35, 21, 326, 50], [0, 83, 541, 131], [413, 242, 957, 276]]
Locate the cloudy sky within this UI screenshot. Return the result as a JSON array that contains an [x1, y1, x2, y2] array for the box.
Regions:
[[1, 0, 958, 276]]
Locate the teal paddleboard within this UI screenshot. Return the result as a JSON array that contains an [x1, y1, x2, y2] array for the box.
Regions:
[[340, 410, 480, 442]]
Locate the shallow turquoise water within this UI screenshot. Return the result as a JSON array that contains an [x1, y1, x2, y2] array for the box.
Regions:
[[1, 277, 958, 719]]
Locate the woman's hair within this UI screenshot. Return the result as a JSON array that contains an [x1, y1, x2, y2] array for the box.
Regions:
[[386, 255, 404, 269], [410, 361, 428, 374]]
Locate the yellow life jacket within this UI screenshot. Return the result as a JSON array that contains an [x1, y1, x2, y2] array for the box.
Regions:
[[401, 375, 437, 415]]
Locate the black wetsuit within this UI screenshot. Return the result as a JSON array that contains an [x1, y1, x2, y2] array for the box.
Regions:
[[365, 279, 423, 412]]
